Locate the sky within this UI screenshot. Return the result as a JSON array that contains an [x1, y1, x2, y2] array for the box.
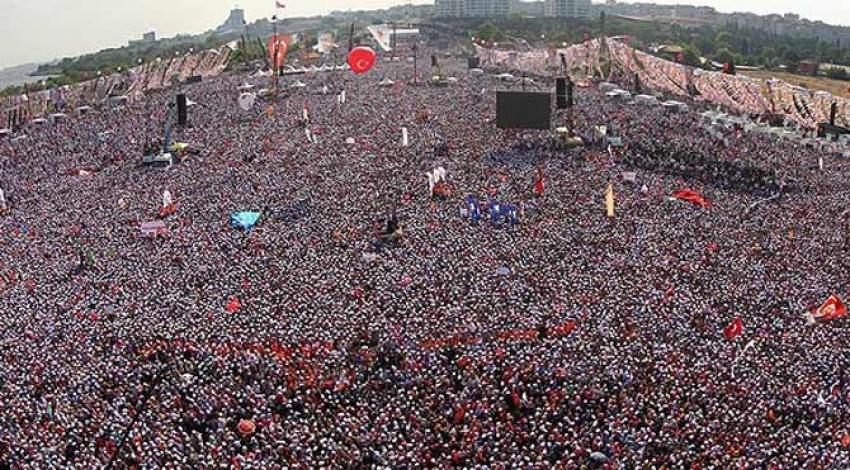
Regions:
[[1, 0, 849, 69]]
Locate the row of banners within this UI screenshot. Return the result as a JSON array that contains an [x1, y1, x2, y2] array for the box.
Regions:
[[476, 38, 849, 130], [1, 46, 232, 128]]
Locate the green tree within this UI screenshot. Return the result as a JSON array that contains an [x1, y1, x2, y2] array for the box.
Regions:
[[203, 33, 220, 50], [474, 22, 501, 42], [784, 49, 801, 71], [759, 47, 777, 66], [715, 31, 734, 48], [714, 47, 734, 64], [682, 44, 702, 67]]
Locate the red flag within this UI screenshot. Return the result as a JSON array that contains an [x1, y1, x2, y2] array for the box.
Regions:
[[534, 168, 544, 196], [672, 188, 711, 208], [812, 295, 847, 321], [267, 35, 290, 69], [237, 419, 256, 435], [550, 320, 576, 337], [723, 317, 743, 340], [226, 296, 241, 313]]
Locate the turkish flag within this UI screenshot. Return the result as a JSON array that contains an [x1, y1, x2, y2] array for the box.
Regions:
[[267, 35, 290, 69], [812, 295, 847, 321], [550, 320, 576, 337], [723, 317, 743, 340], [673, 188, 711, 208]]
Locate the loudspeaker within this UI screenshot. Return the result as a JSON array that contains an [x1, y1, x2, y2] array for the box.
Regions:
[[496, 91, 551, 130], [556, 78, 567, 109], [468, 57, 480, 69], [431, 55, 437, 68], [567, 79, 574, 108], [176, 94, 187, 126], [831, 102, 837, 126]]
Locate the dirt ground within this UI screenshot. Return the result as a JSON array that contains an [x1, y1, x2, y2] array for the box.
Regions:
[[744, 69, 850, 99]]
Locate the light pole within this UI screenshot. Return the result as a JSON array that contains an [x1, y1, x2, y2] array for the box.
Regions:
[[271, 15, 279, 94], [411, 42, 418, 85]]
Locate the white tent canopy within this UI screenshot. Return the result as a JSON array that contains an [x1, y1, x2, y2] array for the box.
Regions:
[[606, 89, 631, 100], [635, 94, 658, 106], [662, 100, 689, 113], [701, 110, 719, 120], [378, 78, 395, 87], [599, 82, 617, 92]]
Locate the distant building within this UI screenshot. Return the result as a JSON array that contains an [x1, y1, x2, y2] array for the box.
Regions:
[[435, 0, 510, 18], [594, 2, 850, 47], [510, 0, 545, 16], [545, 0, 592, 19], [367, 25, 420, 52], [217, 7, 246, 34], [797, 60, 819, 76], [129, 31, 157, 47]]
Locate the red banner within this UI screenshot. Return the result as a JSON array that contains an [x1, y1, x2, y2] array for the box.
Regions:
[[673, 188, 711, 208], [813, 295, 847, 321]]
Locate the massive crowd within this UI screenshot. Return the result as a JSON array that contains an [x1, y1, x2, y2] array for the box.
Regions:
[[0, 53, 849, 469]]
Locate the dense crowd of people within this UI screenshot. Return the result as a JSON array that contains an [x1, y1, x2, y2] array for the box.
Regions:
[[0, 53, 849, 469]]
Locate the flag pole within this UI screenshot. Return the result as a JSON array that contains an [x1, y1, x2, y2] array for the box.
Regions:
[[272, 15, 278, 94]]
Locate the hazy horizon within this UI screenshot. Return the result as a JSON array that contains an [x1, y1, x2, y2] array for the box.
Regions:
[[1, 0, 849, 70]]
